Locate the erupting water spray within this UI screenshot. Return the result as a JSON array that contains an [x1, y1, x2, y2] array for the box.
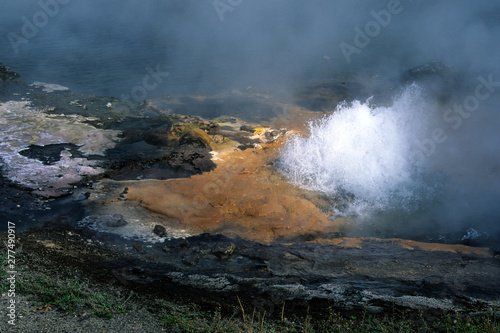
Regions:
[[279, 82, 500, 240]]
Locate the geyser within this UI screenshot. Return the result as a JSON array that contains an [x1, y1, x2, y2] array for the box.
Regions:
[[279, 82, 500, 242], [279, 85, 434, 213]]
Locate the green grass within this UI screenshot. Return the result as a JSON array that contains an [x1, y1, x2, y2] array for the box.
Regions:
[[0, 246, 128, 319], [156, 300, 500, 333], [17, 273, 128, 318]]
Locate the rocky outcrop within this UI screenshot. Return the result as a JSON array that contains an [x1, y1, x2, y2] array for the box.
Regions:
[[0, 100, 119, 197], [0, 74, 289, 197], [127, 234, 500, 314], [24, 228, 500, 317]]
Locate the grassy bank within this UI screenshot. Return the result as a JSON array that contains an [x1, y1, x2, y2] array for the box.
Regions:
[[1, 235, 499, 332]]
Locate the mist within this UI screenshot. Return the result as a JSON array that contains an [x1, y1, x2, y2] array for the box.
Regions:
[[1, 1, 497, 94], [1, 0, 500, 241]]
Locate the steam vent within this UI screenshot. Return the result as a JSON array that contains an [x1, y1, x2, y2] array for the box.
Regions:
[[1, 1, 500, 331]]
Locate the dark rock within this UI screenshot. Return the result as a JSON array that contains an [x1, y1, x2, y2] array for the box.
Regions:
[[179, 128, 212, 149], [238, 143, 255, 150], [18, 143, 85, 165], [192, 155, 216, 172], [423, 276, 445, 286], [153, 224, 167, 237], [211, 242, 236, 258], [17, 228, 500, 319], [133, 242, 145, 254], [240, 125, 255, 133], [166, 146, 216, 173], [119, 187, 129, 199], [107, 214, 127, 227], [0, 63, 20, 81], [197, 243, 211, 255], [101, 116, 216, 180], [182, 253, 200, 266], [144, 130, 177, 146], [179, 240, 190, 248]]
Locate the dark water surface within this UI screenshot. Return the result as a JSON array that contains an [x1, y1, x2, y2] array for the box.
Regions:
[[2, 1, 500, 98], [1, 1, 245, 97]]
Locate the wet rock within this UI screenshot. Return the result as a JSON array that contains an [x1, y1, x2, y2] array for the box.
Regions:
[[106, 214, 127, 227], [211, 242, 236, 258], [460, 227, 491, 247], [18, 143, 85, 165], [153, 224, 167, 237], [97, 113, 217, 180], [166, 146, 216, 173], [143, 130, 177, 146], [211, 125, 259, 146], [0, 100, 120, 197], [0, 62, 20, 81]]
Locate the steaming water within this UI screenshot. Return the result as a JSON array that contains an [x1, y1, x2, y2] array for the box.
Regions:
[[1, 1, 499, 98], [280, 85, 430, 214], [279, 84, 500, 240]]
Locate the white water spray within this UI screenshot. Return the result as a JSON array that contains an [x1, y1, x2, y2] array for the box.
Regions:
[[279, 84, 447, 232], [281, 81, 500, 240]]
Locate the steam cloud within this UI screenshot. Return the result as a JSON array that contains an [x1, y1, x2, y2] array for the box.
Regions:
[[1, 1, 498, 94]]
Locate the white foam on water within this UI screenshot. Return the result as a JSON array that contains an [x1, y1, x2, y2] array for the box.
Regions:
[[279, 84, 439, 220]]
